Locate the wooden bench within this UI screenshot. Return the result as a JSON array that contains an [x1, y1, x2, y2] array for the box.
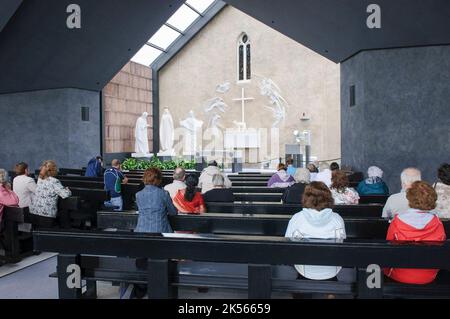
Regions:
[[0, 197, 80, 264], [96, 212, 383, 238], [98, 212, 450, 239], [205, 203, 383, 217], [0, 207, 33, 264], [33, 230, 450, 299]]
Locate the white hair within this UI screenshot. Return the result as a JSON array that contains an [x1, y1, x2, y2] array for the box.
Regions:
[[319, 162, 330, 171], [400, 168, 421, 190], [212, 174, 225, 187], [294, 168, 310, 184], [0, 169, 8, 184], [368, 166, 383, 178]]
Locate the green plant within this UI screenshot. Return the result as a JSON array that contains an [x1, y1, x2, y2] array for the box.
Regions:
[[121, 157, 196, 171]]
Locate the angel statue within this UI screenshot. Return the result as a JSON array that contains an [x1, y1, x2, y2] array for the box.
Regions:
[[204, 97, 229, 114], [216, 81, 231, 94], [259, 77, 290, 128]]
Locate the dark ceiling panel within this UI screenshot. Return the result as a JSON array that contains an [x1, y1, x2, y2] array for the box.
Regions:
[[224, 0, 450, 62], [0, 0, 22, 33], [0, 0, 184, 94]]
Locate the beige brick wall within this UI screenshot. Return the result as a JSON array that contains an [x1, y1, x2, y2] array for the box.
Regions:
[[103, 62, 153, 153]]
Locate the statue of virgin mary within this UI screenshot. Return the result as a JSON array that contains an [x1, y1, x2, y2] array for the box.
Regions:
[[159, 107, 175, 156]]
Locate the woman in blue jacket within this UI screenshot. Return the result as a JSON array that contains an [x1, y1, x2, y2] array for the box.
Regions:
[[357, 166, 389, 195]]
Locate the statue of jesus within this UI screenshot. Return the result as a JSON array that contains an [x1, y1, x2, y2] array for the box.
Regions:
[[180, 111, 203, 155]]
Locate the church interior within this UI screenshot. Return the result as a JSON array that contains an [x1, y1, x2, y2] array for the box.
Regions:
[[0, 0, 449, 302]]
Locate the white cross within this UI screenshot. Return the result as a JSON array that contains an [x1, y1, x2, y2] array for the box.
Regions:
[[233, 87, 255, 127]]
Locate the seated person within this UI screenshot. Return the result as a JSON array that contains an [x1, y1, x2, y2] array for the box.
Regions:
[[285, 182, 346, 280], [12, 162, 36, 208], [385, 181, 446, 285], [85, 156, 103, 177], [383, 168, 421, 219], [330, 162, 340, 171], [282, 168, 310, 204], [357, 166, 389, 195], [307, 163, 319, 181], [103, 159, 128, 211], [0, 169, 19, 223], [29, 161, 71, 228], [286, 158, 297, 176], [135, 168, 177, 233], [315, 162, 332, 188], [434, 163, 450, 219], [268, 164, 295, 188], [173, 175, 206, 214], [330, 170, 360, 205], [203, 174, 235, 203], [199, 161, 232, 194], [164, 168, 187, 199]]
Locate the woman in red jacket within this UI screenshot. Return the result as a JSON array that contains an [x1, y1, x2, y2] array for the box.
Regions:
[[385, 181, 446, 285]]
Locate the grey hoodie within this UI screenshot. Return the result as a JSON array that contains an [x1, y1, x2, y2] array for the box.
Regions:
[[198, 166, 232, 194]]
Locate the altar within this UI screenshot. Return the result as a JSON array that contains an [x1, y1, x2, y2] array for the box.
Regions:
[[224, 129, 260, 149]]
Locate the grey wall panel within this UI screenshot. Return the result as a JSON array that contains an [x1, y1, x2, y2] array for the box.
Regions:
[[0, 0, 22, 33], [341, 45, 450, 192], [225, 0, 450, 62], [0, 88, 101, 172]]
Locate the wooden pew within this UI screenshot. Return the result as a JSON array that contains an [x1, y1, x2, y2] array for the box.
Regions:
[[98, 212, 447, 239], [96, 212, 387, 238], [0, 197, 80, 264], [205, 203, 383, 217], [0, 207, 32, 264], [33, 230, 450, 299]]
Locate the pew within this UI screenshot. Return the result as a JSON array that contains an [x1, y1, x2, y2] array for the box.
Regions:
[[99, 212, 448, 239], [0, 197, 80, 264], [0, 207, 33, 264], [33, 230, 450, 299], [205, 203, 384, 217], [58, 168, 86, 176], [96, 212, 389, 238]]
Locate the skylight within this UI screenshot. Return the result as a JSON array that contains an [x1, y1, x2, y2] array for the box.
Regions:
[[167, 4, 200, 32], [131, 0, 216, 66]]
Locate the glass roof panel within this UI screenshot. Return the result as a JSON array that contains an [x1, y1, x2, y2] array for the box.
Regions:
[[186, 0, 215, 13], [149, 25, 181, 50], [166, 4, 200, 32], [131, 45, 162, 66]]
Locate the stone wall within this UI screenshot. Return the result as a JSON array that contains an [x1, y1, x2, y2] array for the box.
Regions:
[[341, 45, 450, 192], [0, 88, 101, 171], [103, 61, 152, 154]]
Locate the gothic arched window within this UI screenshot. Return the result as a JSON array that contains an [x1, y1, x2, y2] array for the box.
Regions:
[[237, 33, 251, 82]]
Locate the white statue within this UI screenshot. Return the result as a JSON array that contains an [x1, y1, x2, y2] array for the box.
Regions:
[[159, 107, 175, 155], [259, 77, 289, 128], [216, 81, 231, 94], [134, 112, 151, 155], [204, 97, 228, 114], [180, 111, 203, 155]]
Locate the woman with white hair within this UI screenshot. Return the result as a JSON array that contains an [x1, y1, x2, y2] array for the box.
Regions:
[[282, 168, 311, 204], [0, 169, 19, 223], [357, 166, 390, 195], [203, 174, 235, 203]]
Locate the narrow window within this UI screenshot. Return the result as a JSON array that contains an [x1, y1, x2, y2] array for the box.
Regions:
[[350, 85, 356, 107], [237, 33, 251, 82]]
